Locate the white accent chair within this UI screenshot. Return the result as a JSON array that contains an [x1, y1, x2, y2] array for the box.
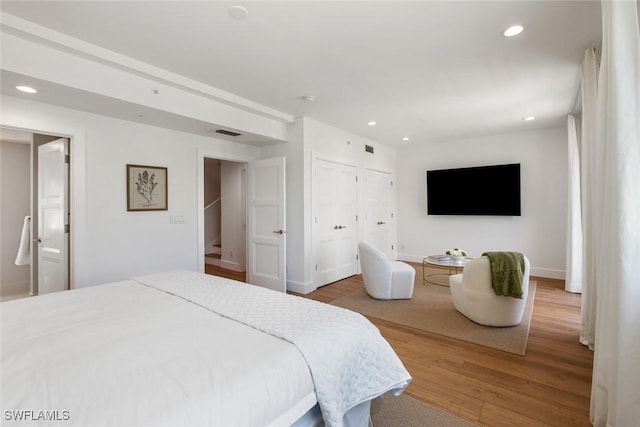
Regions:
[[358, 242, 415, 300], [449, 255, 530, 327]]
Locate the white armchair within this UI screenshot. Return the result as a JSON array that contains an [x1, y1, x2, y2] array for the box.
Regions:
[[449, 254, 530, 327], [358, 242, 415, 300]]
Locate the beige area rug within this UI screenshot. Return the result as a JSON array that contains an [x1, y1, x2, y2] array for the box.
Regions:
[[371, 393, 477, 427], [332, 271, 537, 355]]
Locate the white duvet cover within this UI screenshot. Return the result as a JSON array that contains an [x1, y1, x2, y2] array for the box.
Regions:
[[2, 271, 411, 427], [1, 279, 315, 427]]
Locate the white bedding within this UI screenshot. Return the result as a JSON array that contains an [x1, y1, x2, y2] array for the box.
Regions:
[[1, 271, 411, 427], [132, 271, 411, 427]]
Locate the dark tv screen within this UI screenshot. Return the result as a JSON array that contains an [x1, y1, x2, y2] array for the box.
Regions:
[[427, 163, 521, 216]]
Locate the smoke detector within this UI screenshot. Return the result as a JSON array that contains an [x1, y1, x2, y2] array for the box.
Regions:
[[229, 5, 249, 20]]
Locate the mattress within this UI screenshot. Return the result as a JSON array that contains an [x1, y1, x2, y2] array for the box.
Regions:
[[1, 271, 411, 427]]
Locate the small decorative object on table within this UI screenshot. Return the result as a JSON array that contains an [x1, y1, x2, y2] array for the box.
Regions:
[[446, 248, 468, 262]]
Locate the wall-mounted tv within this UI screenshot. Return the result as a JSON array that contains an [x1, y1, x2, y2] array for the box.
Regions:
[[427, 163, 521, 216]]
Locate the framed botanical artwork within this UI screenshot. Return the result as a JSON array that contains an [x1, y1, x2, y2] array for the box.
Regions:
[[126, 164, 168, 211]]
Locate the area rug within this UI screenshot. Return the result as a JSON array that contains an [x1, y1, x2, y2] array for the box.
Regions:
[[371, 393, 477, 427], [331, 273, 537, 355]]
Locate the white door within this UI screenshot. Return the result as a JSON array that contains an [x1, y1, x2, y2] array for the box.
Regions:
[[364, 169, 394, 258], [313, 159, 358, 286], [247, 157, 286, 292], [38, 138, 69, 294]]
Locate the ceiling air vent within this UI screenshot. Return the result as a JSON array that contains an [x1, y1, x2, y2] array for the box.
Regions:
[[215, 129, 243, 137]]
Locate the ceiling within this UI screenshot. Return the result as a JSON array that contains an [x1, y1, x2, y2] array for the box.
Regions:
[[0, 1, 602, 147]]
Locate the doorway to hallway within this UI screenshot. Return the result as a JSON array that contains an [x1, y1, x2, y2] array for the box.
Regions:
[[0, 127, 72, 299]]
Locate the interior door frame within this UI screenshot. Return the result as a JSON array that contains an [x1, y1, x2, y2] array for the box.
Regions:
[[0, 124, 81, 291], [196, 148, 257, 274]]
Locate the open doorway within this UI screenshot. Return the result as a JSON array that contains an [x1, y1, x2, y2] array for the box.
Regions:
[[0, 127, 71, 301], [198, 153, 287, 292], [1, 128, 32, 301], [203, 158, 247, 282]]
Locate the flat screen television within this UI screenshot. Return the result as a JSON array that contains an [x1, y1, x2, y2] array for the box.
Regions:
[[426, 163, 521, 216]]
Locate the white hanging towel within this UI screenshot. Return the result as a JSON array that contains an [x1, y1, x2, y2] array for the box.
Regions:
[[15, 216, 31, 266]]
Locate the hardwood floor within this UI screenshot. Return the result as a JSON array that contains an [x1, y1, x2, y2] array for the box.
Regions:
[[205, 264, 246, 282], [206, 263, 593, 426]]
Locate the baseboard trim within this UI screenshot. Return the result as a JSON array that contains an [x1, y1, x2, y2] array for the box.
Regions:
[[204, 257, 220, 266], [287, 279, 316, 294], [530, 267, 565, 280], [219, 260, 244, 273]]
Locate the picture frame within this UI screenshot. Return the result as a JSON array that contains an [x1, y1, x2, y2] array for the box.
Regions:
[[126, 164, 168, 211]]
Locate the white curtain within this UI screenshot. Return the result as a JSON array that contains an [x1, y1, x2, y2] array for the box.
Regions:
[[589, 1, 640, 425], [580, 47, 599, 350], [565, 114, 582, 293]]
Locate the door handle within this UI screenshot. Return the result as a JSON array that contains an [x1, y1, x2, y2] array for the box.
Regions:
[[34, 238, 42, 243], [334, 225, 347, 230], [377, 221, 386, 225], [273, 229, 286, 235]]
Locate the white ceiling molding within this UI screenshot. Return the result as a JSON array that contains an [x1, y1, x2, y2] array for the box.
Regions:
[[0, 2, 602, 146], [0, 12, 294, 125]]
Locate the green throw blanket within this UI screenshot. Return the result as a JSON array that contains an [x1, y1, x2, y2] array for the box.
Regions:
[[481, 251, 525, 299]]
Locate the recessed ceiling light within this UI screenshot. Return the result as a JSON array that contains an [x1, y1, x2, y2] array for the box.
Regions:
[[367, 121, 377, 126], [402, 137, 410, 142], [228, 5, 248, 20], [504, 25, 524, 37], [523, 116, 536, 121], [302, 95, 315, 103], [16, 85, 37, 94]]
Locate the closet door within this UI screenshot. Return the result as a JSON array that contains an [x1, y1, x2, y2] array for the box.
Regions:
[[313, 159, 358, 287], [364, 168, 394, 258]]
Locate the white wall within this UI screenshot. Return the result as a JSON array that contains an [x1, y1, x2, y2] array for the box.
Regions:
[[3, 19, 400, 292], [204, 158, 221, 206], [203, 158, 221, 250], [2, 95, 567, 287], [2, 95, 263, 287], [0, 140, 31, 289], [220, 161, 246, 272], [396, 125, 568, 278]]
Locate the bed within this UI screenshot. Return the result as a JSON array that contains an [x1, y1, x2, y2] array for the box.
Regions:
[[1, 271, 411, 427]]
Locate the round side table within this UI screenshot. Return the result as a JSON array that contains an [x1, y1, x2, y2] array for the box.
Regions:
[[422, 257, 472, 287]]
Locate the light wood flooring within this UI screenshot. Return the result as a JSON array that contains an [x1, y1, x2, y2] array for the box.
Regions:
[[205, 263, 593, 426]]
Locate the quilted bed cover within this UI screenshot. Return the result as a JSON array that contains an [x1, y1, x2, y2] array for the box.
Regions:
[[1, 271, 411, 427]]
